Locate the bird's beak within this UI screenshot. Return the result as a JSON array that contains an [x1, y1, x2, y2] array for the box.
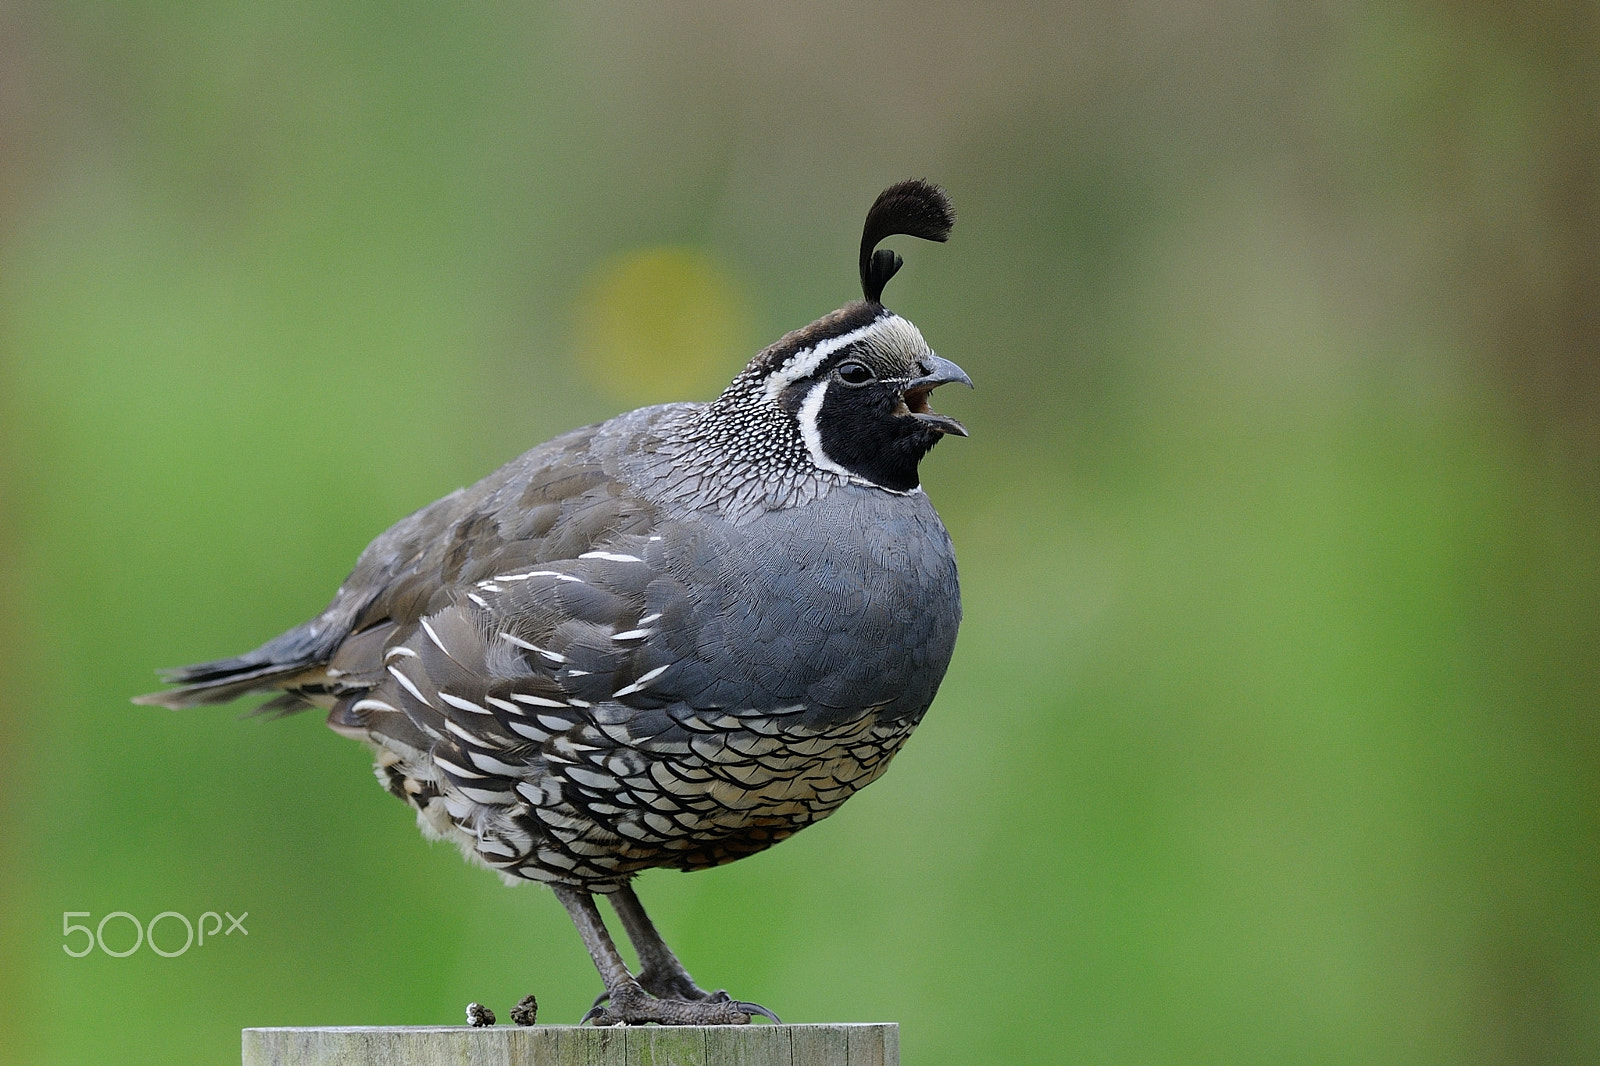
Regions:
[[904, 355, 972, 437]]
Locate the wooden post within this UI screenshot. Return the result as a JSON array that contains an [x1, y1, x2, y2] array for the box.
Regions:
[[241, 1024, 898, 1066]]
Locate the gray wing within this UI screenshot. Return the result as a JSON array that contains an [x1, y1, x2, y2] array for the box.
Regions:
[[135, 417, 649, 709]]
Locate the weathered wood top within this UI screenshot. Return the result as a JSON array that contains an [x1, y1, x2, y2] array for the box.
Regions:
[[241, 1024, 898, 1066]]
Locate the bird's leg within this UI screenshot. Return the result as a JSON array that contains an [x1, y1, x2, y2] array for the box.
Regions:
[[552, 885, 638, 1011], [553, 885, 773, 1026], [608, 884, 782, 1022], [607, 883, 711, 1002]]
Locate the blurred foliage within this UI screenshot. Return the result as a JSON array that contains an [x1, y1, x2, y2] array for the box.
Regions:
[[576, 247, 753, 406], [1, 2, 1597, 1064]]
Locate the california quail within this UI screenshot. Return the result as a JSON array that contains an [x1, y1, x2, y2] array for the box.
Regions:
[[136, 179, 969, 1026]]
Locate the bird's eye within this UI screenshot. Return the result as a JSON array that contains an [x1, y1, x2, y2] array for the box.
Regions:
[[837, 361, 875, 385]]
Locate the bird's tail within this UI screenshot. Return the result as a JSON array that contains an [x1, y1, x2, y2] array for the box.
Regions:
[[132, 621, 333, 711]]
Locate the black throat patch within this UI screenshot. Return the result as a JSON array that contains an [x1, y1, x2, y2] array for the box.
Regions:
[[812, 379, 944, 493]]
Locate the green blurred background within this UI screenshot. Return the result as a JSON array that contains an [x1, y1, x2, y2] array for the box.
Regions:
[[2, 3, 1598, 1063]]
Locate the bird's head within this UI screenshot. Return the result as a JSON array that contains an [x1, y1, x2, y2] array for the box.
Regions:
[[710, 180, 970, 494]]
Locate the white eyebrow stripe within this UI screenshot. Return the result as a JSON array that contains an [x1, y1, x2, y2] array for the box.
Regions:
[[764, 318, 894, 401], [579, 551, 643, 563]]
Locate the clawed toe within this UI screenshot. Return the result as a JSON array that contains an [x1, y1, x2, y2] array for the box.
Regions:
[[700, 989, 782, 1024], [582, 984, 780, 1026], [728, 998, 782, 1024]]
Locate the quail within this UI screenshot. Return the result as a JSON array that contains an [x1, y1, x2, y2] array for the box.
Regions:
[[137, 179, 969, 1027]]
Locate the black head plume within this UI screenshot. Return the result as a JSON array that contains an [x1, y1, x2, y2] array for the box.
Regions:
[[859, 179, 956, 304]]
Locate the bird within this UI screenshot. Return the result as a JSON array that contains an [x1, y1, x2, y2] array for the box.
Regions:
[[136, 179, 969, 1026]]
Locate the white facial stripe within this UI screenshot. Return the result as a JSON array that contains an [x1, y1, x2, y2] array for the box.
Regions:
[[764, 317, 899, 402], [796, 378, 855, 479]]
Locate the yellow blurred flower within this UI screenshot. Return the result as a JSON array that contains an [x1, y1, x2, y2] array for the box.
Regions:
[[574, 247, 752, 407]]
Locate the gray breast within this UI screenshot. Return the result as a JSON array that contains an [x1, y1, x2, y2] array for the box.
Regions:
[[654, 485, 961, 728]]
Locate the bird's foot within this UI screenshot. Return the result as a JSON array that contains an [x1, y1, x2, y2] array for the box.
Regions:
[[637, 965, 712, 1003], [584, 967, 708, 1010], [582, 984, 781, 1026]]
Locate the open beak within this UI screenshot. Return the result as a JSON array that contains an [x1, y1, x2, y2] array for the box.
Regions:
[[903, 355, 972, 437]]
